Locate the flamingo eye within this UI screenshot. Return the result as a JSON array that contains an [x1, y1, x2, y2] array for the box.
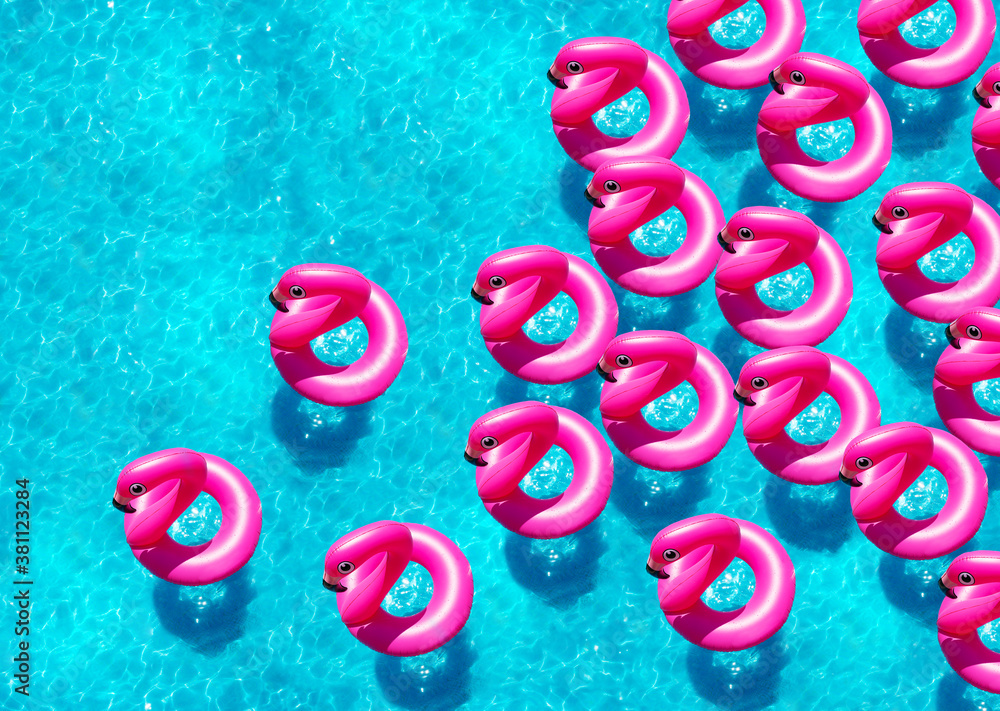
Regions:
[[129, 483, 147, 496], [615, 355, 633, 368], [566, 61, 584, 74], [789, 71, 805, 84], [958, 572, 975, 585], [603, 180, 621, 193], [738, 227, 754, 241], [337, 562, 355, 575], [480, 436, 498, 449], [662, 549, 680, 562], [891, 207, 909, 219], [855, 456, 873, 470], [967, 325, 983, 340], [994, 81, 1000, 95], [289, 285, 306, 298], [488, 276, 506, 289], [750, 376, 768, 390]]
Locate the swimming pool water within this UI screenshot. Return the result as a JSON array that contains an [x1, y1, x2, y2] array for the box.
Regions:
[[4, 0, 1000, 709]]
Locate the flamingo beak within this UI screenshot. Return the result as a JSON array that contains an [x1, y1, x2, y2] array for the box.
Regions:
[[733, 384, 754, 406], [646, 558, 670, 579], [717, 231, 737, 253], [768, 69, 785, 95], [596, 357, 616, 383], [112, 493, 136, 513], [585, 186, 604, 208], [470, 284, 493, 306], [945, 323, 962, 349], [547, 67, 568, 90], [939, 573, 958, 599], [839, 467, 863, 487], [974, 82, 992, 109], [872, 209, 892, 235], [322, 576, 348, 593], [269, 289, 289, 312], [464, 447, 487, 467]]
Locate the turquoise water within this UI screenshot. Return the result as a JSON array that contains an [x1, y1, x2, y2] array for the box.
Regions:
[[4, 0, 1000, 708]]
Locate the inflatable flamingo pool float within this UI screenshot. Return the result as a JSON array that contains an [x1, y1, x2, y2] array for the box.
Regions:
[[548, 37, 689, 171], [872, 182, 1000, 323], [939, 551, 1000, 694], [323, 521, 473, 657], [667, 0, 806, 89], [935, 307, 1000, 456], [758, 53, 891, 202], [597, 330, 737, 471], [839, 423, 987, 559], [113, 448, 262, 586], [734, 346, 880, 485], [972, 63, 1000, 189], [647, 514, 795, 651], [269, 263, 408, 406], [584, 156, 724, 297], [463, 401, 613, 538], [858, 0, 995, 89], [715, 206, 852, 348]]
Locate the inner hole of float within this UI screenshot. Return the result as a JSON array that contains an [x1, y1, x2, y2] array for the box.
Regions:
[[980, 620, 1000, 654], [312, 318, 369, 366], [642, 381, 699, 432], [701, 557, 755, 611], [973, 379, 1000, 416], [383, 561, 434, 616], [755, 262, 813, 311], [797, 119, 855, 162], [894, 466, 948, 519], [170, 493, 223, 545], [918, 234, 974, 284], [785, 392, 841, 445], [593, 88, 649, 138], [521, 444, 575, 498], [898, 2, 956, 49], [708, 2, 765, 48], [524, 292, 579, 345], [630, 206, 687, 257]]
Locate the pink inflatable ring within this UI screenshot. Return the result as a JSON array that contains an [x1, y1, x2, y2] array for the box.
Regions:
[[938, 551, 1000, 694], [935, 307, 1000, 456], [269, 263, 408, 407], [872, 182, 1000, 323], [113, 448, 262, 586], [548, 37, 689, 171], [464, 401, 614, 539], [647, 514, 795, 652], [471, 245, 618, 384], [735, 346, 880, 485], [584, 156, 725, 297], [839, 423, 987, 559], [758, 53, 891, 203], [716, 206, 852, 348], [858, 0, 995, 89], [597, 330, 737, 471], [323, 521, 473, 657], [667, 0, 806, 90]]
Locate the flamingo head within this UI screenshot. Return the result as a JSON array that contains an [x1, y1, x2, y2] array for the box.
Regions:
[[585, 157, 684, 209], [944, 308, 1000, 349], [112, 448, 206, 514], [547, 36, 647, 89], [838, 423, 933, 487], [470, 245, 568, 306], [768, 53, 866, 98], [939, 552, 1000, 599], [646, 514, 741, 579], [973, 63, 1000, 109], [717, 206, 819, 255], [463, 402, 559, 468], [871, 182, 972, 236], [269, 263, 371, 314], [595, 331, 698, 384], [322, 521, 412, 593], [733, 346, 829, 407]]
